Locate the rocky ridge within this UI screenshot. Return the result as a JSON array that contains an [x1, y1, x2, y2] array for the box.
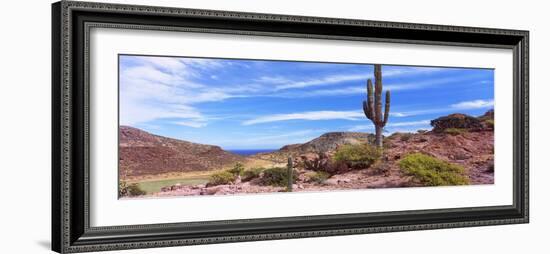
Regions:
[[119, 126, 244, 179]]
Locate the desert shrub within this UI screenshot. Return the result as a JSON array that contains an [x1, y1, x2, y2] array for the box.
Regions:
[[119, 181, 146, 197], [444, 128, 467, 136], [260, 167, 298, 187], [208, 171, 235, 186], [398, 153, 469, 186], [227, 162, 245, 176], [307, 171, 330, 184], [241, 167, 264, 182], [417, 129, 428, 134], [334, 143, 382, 169], [302, 153, 329, 171]]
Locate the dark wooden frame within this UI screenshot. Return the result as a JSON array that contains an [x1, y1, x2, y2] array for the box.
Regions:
[[52, 1, 529, 253]]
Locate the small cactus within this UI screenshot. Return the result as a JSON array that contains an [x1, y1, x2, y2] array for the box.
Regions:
[[363, 64, 391, 147], [287, 157, 293, 192]]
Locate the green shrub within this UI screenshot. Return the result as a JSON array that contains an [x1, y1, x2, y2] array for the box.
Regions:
[[119, 181, 146, 197], [241, 167, 264, 182], [307, 171, 330, 184], [398, 153, 469, 186], [444, 128, 467, 136], [208, 171, 235, 186], [260, 167, 297, 187], [334, 143, 382, 169], [228, 162, 245, 176]]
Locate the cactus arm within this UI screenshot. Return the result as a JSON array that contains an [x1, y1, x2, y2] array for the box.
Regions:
[[383, 90, 391, 126], [363, 101, 373, 120], [364, 79, 375, 120]]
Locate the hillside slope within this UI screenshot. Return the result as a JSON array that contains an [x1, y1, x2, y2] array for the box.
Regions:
[[252, 132, 374, 162], [119, 126, 244, 179]]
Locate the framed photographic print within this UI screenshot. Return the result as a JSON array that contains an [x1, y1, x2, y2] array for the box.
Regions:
[[52, 1, 529, 253]]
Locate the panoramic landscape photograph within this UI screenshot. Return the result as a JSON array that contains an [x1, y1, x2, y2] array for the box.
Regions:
[[118, 54, 495, 198]]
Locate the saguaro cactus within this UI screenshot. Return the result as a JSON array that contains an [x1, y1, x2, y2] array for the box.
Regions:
[[363, 64, 391, 148], [287, 157, 293, 192]]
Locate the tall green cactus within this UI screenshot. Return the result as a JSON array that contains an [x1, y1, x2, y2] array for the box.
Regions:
[[362, 64, 391, 148]]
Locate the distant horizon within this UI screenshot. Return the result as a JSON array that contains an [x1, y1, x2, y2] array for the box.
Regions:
[[120, 55, 494, 150]]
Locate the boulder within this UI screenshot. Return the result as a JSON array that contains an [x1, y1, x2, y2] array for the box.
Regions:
[[430, 113, 483, 132]]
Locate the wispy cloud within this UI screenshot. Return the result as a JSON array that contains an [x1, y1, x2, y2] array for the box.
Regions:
[[348, 120, 431, 132], [172, 121, 208, 128], [119, 56, 231, 126], [256, 66, 448, 91], [242, 110, 364, 125], [451, 99, 494, 110], [273, 74, 370, 90], [270, 72, 485, 98]]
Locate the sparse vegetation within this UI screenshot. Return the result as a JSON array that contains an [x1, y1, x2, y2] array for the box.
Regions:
[[208, 171, 235, 186], [228, 162, 245, 176], [119, 181, 146, 197], [334, 143, 382, 169], [241, 167, 264, 182], [398, 153, 469, 186], [303, 152, 329, 171], [307, 171, 330, 184], [444, 128, 468, 136], [260, 167, 298, 187]]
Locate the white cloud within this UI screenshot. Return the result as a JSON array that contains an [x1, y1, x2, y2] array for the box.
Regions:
[[271, 72, 483, 98], [348, 120, 431, 132], [390, 120, 431, 127], [172, 121, 208, 128], [390, 112, 409, 117], [119, 56, 229, 126], [242, 111, 364, 125], [275, 74, 370, 90], [451, 99, 494, 110], [261, 66, 447, 91]]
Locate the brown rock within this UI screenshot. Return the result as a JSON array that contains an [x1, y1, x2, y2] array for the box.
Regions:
[[430, 113, 483, 132]]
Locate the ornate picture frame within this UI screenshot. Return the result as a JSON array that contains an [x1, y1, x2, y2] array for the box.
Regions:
[[52, 1, 529, 253]]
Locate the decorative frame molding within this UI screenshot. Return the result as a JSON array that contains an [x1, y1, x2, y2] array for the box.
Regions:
[[52, 1, 529, 253]]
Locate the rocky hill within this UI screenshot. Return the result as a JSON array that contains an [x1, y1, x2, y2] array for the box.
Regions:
[[251, 132, 374, 163], [119, 126, 244, 178], [124, 110, 495, 197]]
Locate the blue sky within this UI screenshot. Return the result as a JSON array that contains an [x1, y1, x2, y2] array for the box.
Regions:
[[119, 55, 494, 150]]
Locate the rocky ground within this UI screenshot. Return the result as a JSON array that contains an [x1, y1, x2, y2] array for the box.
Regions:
[[121, 110, 495, 198], [152, 130, 493, 197]]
